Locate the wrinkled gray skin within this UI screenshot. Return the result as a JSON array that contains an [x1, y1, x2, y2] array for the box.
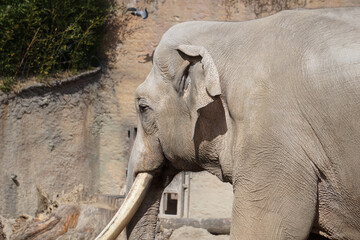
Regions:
[[126, 7, 360, 240]]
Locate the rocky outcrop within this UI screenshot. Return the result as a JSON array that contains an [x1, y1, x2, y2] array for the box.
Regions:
[[0, 68, 130, 218], [1, 203, 126, 240]]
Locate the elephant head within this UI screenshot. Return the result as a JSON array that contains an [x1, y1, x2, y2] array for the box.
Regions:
[[96, 22, 231, 240]]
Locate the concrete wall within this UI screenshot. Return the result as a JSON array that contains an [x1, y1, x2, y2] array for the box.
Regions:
[[188, 172, 233, 219]]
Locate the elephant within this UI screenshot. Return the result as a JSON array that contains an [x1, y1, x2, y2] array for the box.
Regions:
[[96, 7, 360, 240]]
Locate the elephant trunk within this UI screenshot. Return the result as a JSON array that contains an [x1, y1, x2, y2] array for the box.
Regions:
[[95, 173, 153, 240], [126, 163, 178, 240], [126, 174, 167, 240], [96, 121, 177, 240], [95, 169, 177, 240]]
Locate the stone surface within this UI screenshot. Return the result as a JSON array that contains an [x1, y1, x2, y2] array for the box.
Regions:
[[0, 71, 129, 218], [169, 226, 229, 240], [0, 215, 13, 240], [158, 218, 231, 235], [0, 204, 126, 240]]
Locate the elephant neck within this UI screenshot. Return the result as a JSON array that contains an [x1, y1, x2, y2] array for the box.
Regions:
[[196, 132, 233, 184], [218, 131, 234, 184]]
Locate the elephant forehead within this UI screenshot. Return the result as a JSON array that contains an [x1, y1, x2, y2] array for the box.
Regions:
[[135, 70, 172, 100]]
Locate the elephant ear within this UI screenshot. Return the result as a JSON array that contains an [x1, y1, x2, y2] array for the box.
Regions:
[[176, 45, 226, 140], [176, 44, 222, 112]]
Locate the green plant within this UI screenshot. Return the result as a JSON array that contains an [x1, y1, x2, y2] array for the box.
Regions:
[[0, 77, 15, 92], [0, 0, 113, 91]]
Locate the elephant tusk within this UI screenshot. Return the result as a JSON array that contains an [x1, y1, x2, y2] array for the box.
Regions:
[[95, 172, 153, 240]]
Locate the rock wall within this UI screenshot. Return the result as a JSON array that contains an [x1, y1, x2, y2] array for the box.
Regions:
[[1, 0, 359, 226], [0, 71, 129, 218]]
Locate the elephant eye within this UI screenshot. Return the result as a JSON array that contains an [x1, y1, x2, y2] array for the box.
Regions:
[[139, 104, 149, 113]]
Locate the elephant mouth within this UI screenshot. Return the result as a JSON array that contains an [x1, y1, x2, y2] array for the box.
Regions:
[[95, 172, 153, 240]]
